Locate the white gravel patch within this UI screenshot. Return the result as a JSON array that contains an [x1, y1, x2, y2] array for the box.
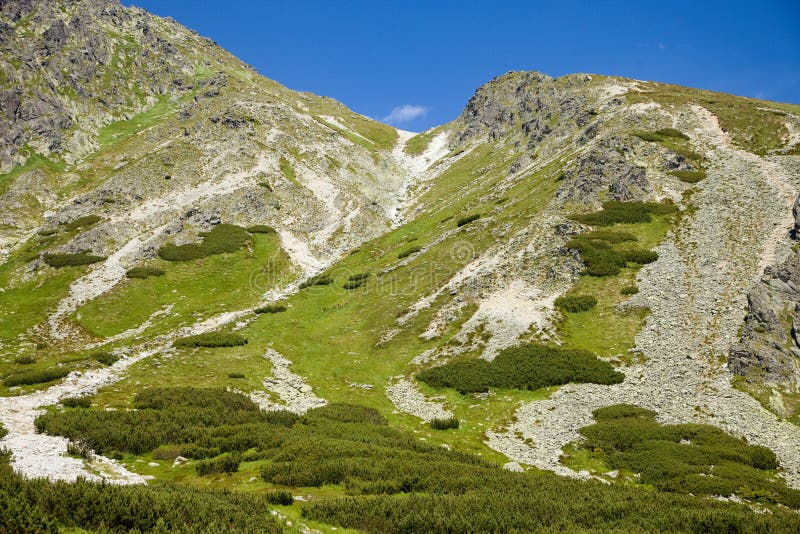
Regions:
[[458, 280, 562, 361], [386, 377, 452, 422], [250, 349, 327, 414]]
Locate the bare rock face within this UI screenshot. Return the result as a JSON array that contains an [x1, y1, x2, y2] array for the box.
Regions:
[[451, 71, 591, 150], [0, 0, 195, 171], [730, 196, 800, 393], [556, 148, 649, 203]]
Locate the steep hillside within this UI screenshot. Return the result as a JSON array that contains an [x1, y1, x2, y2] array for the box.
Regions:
[[3, 1, 800, 531]]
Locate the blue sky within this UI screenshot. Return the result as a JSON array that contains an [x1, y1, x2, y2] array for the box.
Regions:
[[125, 1, 800, 132]]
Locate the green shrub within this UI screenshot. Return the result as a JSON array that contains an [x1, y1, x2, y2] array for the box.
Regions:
[[417, 343, 623, 394], [202, 224, 251, 254], [158, 224, 251, 262], [228, 373, 246, 379], [173, 332, 248, 348], [670, 170, 707, 183], [580, 230, 636, 243], [456, 213, 481, 227], [38, 228, 58, 236], [570, 200, 677, 227], [621, 249, 659, 264], [61, 397, 91, 409], [0, 423, 6, 440], [566, 228, 660, 277], [0, 454, 282, 532], [621, 285, 639, 295], [254, 304, 287, 314], [633, 128, 689, 142], [157, 242, 209, 261], [43, 253, 106, 268], [593, 404, 656, 420], [4, 367, 71, 387], [398, 245, 422, 259], [63, 215, 102, 231], [247, 224, 276, 234], [554, 295, 597, 313], [430, 417, 460, 430], [574, 404, 799, 508], [306, 404, 388, 426], [125, 266, 165, 279], [343, 272, 370, 290], [14, 355, 35, 364], [196, 452, 241, 475], [35, 388, 298, 456], [152, 444, 182, 461], [299, 275, 333, 289], [265, 490, 294, 506], [92, 351, 120, 366], [31, 396, 800, 533]]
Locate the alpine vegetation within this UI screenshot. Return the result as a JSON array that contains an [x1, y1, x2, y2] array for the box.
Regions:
[[2, 0, 800, 531]]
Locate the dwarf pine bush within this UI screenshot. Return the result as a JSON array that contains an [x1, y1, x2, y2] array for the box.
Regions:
[[158, 224, 251, 261], [92, 351, 120, 366], [574, 404, 798, 507], [670, 169, 707, 183], [397, 245, 422, 259], [621, 285, 640, 295], [570, 200, 677, 227], [265, 490, 294, 505], [554, 295, 597, 312], [430, 417, 460, 430], [247, 224, 276, 234], [63, 215, 102, 231], [456, 213, 481, 227], [254, 304, 287, 314], [61, 397, 92, 408], [173, 332, 248, 348], [417, 343, 623, 394], [125, 266, 165, 279], [43, 252, 106, 268], [4, 367, 71, 387], [196, 452, 241, 475], [299, 275, 333, 289]]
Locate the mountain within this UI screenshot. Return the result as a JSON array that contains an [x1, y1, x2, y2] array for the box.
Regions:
[[3, 0, 800, 531]]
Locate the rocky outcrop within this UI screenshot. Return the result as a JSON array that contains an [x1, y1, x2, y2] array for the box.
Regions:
[[451, 71, 593, 150], [556, 148, 650, 203], [729, 200, 800, 393], [0, 0, 197, 170]]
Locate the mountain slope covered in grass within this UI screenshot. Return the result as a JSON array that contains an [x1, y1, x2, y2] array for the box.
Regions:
[[3, 0, 800, 531]]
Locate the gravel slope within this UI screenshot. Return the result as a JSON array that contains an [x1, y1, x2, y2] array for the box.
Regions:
[[487, 106, 800, 487]]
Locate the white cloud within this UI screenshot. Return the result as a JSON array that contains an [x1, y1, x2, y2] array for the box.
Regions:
[[382, 104, 429, 125]]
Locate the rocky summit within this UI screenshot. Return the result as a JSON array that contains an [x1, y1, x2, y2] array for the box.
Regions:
[[2, 0, 800, 532]]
